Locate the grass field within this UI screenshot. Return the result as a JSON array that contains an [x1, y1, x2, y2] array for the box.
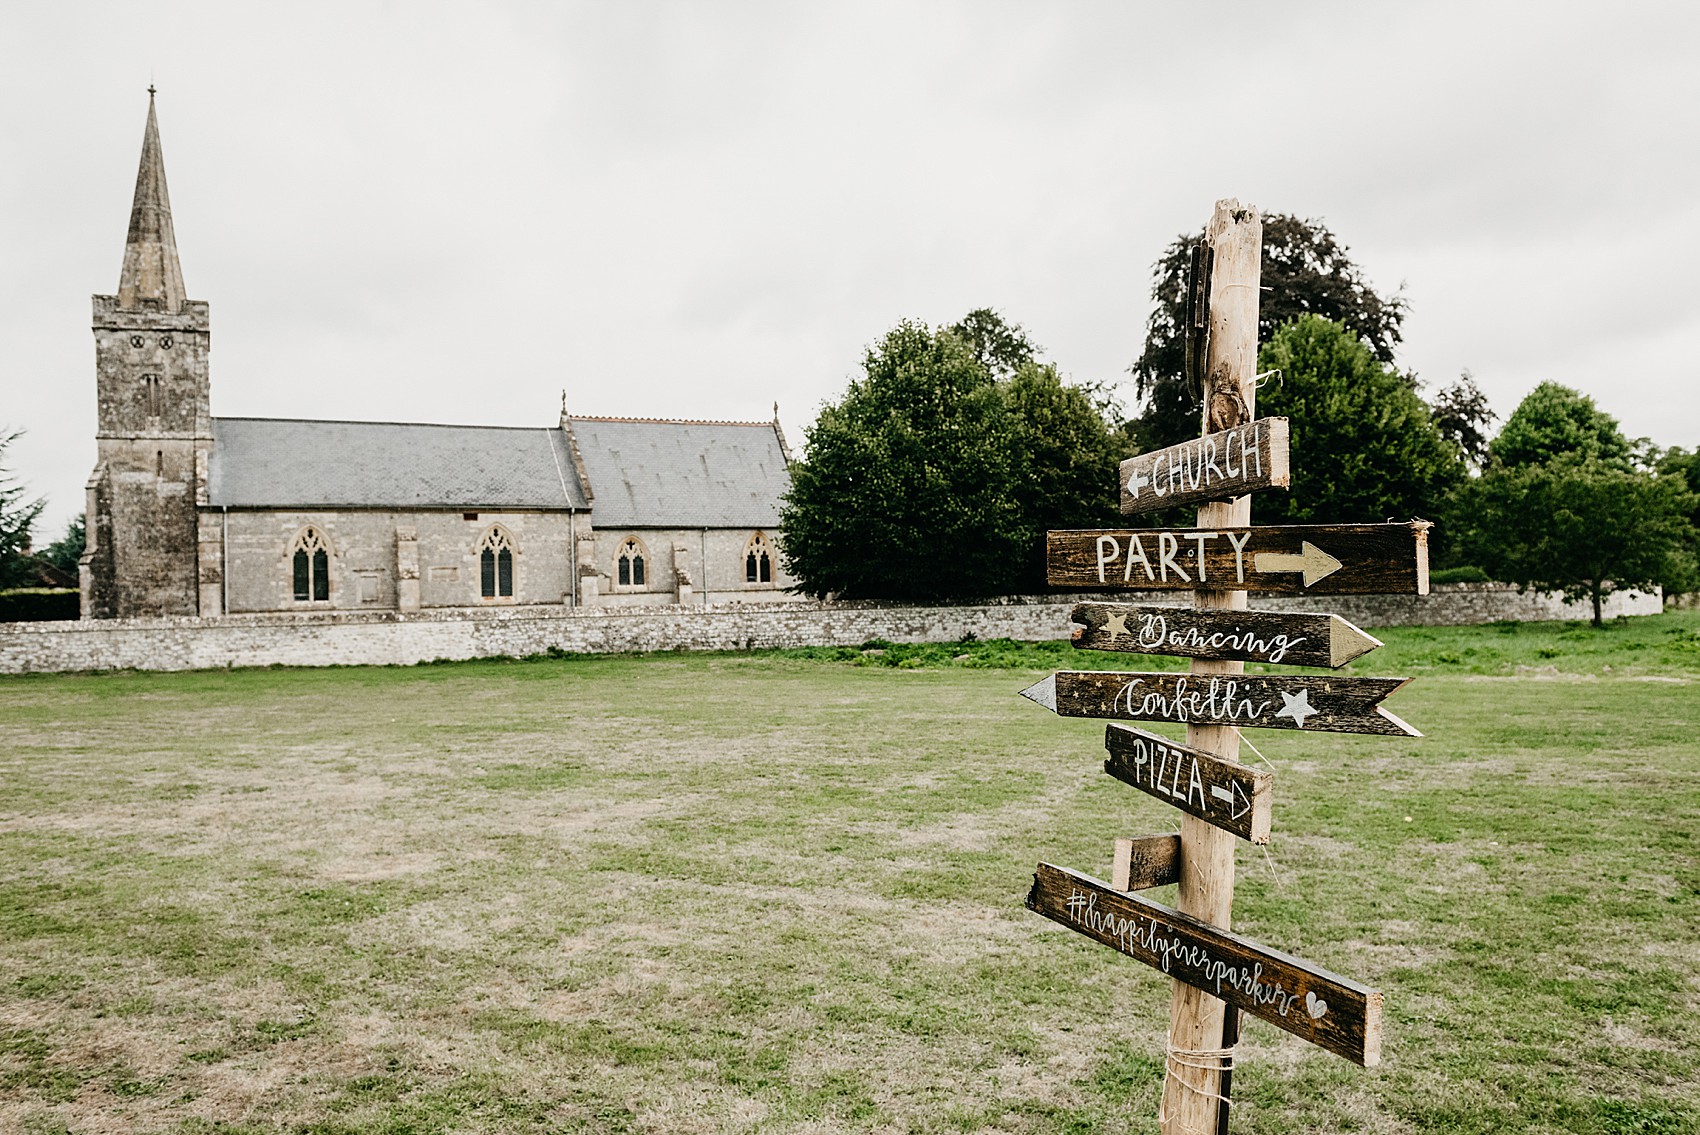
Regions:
[[2, 612, 1697, 1134]]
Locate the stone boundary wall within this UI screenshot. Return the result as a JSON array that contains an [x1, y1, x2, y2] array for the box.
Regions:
[[0, 583, 1664, 675]]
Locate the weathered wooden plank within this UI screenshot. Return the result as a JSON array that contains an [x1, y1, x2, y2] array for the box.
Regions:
[[1046, 522, 1430, 596], [1072, 603, 1382, 669], [1019, 670, 1420, 737], [1120, 417, 1289, 515], [1026, 862, 1382, 1066], [1104, 724, 1273, 843], [1111, 834, 1182, 890]]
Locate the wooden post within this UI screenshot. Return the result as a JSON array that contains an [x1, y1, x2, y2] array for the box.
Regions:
[[1160, 199, 1260, 1134]]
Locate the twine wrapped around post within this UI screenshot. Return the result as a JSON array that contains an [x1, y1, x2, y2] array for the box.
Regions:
[[1156, 1042, 1236, 1134]]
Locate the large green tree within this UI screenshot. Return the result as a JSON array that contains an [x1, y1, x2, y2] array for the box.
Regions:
[[1253, 316, 1463, 525], [1488, 381, 1634, 470], [780, 311, 1129, 599], [1130, 213, 1408, 451], [1455, 454, 1697, 625], [0, 429, 45, 590]]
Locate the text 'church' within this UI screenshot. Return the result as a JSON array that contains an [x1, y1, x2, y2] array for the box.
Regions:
[[81, 94, 795, 619]]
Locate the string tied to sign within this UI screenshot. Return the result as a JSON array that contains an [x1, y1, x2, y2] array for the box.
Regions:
[[1231, 726, 1289, 893], [1157, 1041, 1236, 1132]]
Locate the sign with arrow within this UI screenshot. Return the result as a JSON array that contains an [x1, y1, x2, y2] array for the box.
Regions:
[[1072, 603, 1383, 668], [1046, 522, 1430, 595], [1120, 417, 1289, 516], [1103, 723, 1273, 842], [1025, 862, 1383, 1066], [1020, 670, 1420, 736]]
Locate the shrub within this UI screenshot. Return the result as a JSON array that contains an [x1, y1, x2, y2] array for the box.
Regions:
[[1430, 566, 1490, 584], [0, 588, 79, 622]]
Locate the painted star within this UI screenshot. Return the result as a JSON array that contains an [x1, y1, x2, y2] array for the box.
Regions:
[[1103, 611, 1130, 638], [1274, 688, 1319, 729]]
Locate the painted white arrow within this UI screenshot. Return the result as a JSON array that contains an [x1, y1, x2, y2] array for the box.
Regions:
[[1125, 467, 1152, 499], [1209, 779, 1253, 821], [1253, 541, 1342, 586]]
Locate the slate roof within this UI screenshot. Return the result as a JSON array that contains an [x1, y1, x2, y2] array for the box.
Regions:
[[208, 418, 589, 509], [566, 416, 791, 528]]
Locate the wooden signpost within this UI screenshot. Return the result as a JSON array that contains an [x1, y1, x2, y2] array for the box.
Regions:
[[1026, 864, 1382, 1066], [1021, 670, 1419, 736], [1047, 522, 1431, 595], [1018, 199, 1424, 1132], [1120, 416, 1290, 514], [1103, 724, 1272, 843], [1071, 603, 1383, 668]]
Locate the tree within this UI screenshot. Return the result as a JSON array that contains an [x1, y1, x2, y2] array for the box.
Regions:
[[1656, 446, 1700, 526], [948, 307, 1038, 380], [1455, 454, 1697, 625], [0, 429, 45, 590], [1253, 316, 1463, 525], [1130, 213, 1408, 450], [780, 311, 1129, 599], [1488, 381, 1633, 470], [780, 319, 1021, 600], [1003, 362, 1130, 587], [1430, 370, 1497, 468], [40, 514, 86, 581]]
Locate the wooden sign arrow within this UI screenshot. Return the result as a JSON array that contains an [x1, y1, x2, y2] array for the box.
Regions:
[[1020, 670, 1420, 736], [1046, 522, 1430, 595], [1026, 862, 1383, 1066], [1120, 417, 1289, 516], [1103, 724, 1273, 842], [1072, 603, 1383, 668]]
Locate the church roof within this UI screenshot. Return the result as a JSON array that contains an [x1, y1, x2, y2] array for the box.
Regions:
[[208, 418, 589, 510], [565, 416, 791, 528]]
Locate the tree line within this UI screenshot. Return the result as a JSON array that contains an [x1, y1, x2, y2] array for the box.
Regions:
[[780, 217, 1699, 625], [4, 216, 1694, 627]]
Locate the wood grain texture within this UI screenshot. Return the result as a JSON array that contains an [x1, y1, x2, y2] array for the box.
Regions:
[[1111, 834, 1181, 891], [1164, 198, 1262, 1133], [1025, 862, 1382, 1066], [1104, 724, 1272, 843], [1025, 670, 1420, 736], [1047, 522, 1431, 595], [1119, 417, 1289, 515], [1071, 603, 1383, 668]]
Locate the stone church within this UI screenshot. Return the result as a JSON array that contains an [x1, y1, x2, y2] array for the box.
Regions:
[[80, 95, 796, 619]]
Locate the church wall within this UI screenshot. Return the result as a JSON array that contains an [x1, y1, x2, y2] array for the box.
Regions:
[[413, 511, 575, 608], [96, 439, 203, 617], [219, 509, 579, 613], [594, 526, 795, 605]]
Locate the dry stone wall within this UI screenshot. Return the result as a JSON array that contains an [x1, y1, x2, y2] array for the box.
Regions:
[[0, 583, 1664, 675]]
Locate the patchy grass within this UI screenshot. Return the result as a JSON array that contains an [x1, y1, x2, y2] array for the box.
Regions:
[[0, 611, 1695, 1132]]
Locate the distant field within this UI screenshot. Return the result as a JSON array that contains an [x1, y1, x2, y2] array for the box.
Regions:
[[2, 612, 1697, 1134]]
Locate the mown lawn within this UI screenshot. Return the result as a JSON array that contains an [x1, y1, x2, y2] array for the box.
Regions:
[[1, 612, 1697, 1133]]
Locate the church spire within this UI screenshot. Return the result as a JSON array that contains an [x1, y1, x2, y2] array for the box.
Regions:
[[117, 87, 187, 311]]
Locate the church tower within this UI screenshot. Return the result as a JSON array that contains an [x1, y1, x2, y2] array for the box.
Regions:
[[81, 90, 214, 618]]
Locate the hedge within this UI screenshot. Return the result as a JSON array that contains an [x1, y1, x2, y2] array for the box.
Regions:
[[1429, 566, 1492, 584], [0, 589, 80, 622]]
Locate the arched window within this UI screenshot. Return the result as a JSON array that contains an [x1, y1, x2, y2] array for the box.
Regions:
[[291, 527, 330, 602], [744, 531, 773, 584], [479, 527, 515, 599], [616, 537, 647, 588]]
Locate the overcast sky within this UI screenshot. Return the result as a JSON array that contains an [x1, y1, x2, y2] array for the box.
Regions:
[[4, 2, 1698, 539]]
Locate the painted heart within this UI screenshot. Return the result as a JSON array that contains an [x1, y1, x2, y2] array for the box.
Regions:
[[1305, 991, 1328, 1020]]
